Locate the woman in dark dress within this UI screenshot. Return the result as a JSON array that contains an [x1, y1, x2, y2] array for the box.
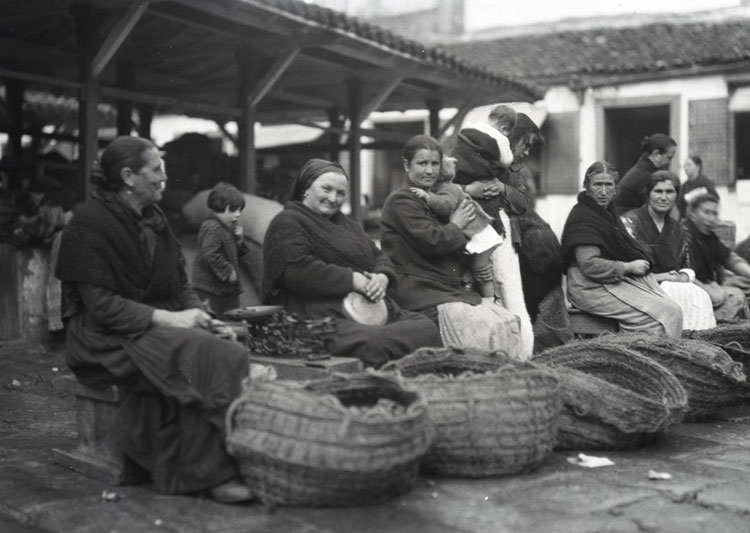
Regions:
[[56, 136, 252, 503], [262, 158, 441, 368]]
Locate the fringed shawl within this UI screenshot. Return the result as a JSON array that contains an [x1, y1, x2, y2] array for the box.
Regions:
[[56, 190, 184, 306], [263, 201, 393, 303], [561, 192, 651, 267], [620, 205, 691, 273]]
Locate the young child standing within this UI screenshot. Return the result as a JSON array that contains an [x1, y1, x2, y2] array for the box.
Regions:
[[410, 156, 503, 298], [192, 182, 249, 317]]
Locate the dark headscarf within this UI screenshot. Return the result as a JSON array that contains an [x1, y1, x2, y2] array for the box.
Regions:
[[510, 113, 541, 149], [289, 158, 348, 202]]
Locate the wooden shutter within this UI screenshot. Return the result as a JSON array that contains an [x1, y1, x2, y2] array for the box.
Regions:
[[688, 98, 730, 186]]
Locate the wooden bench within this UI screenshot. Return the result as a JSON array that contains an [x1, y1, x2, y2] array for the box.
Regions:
[[51, 355, 362, 483], [567, 307, 618, 339]]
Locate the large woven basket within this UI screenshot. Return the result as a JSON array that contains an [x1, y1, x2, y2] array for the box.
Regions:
[[684, 323, 750, 352], [382, 346, 561, 478], [590, 333, 745, 419], [225, 373, 435, 507], [533, 341, 688, 449]]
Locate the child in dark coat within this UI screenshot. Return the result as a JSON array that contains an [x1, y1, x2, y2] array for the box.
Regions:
[[192, 182, 249, 316], [410, 156, 503, 297]]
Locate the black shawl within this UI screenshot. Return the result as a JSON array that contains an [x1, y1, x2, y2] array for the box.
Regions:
[[56, 190, 185, 308], [621, 205, 691, 273], [561, 192, 651, 267], [263, 201, 394, 303]]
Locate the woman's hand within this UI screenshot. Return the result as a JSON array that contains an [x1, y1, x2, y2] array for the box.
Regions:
[[233, 224, 244, 239], [480, 178, 506, 198], [449, 199, 476, 230], [228, 269, 238, 284], [624, 259, 650, 277], [353, 272, 389, 301], [152, 308, 212, 329]]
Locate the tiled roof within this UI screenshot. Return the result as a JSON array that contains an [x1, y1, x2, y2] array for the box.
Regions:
[[260, 0, 541, 96], [443, 18, 750, 87]]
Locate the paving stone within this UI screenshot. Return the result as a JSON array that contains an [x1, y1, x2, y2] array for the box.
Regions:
[[696, 481, 750, 513], [616, 493, 749, 533]]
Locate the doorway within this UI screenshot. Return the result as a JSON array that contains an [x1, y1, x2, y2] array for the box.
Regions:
[[603, 105, 671, 174], [735, 112, 750, 182]]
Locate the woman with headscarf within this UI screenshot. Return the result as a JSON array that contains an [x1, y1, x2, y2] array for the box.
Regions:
[[262, 158, 441, 368], [380, 135, 523, 358], [562, 161, 682, 336], [620, 170, 716, 330], [56, 136, 252, 503]]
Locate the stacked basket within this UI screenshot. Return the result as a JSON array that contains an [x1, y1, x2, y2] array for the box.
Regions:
[[533, 340, 688, 450], [225, 373, 435, 507], [591, 333, 745, 419], [684, 323, 750, 403], [382, 346, 561, 477]]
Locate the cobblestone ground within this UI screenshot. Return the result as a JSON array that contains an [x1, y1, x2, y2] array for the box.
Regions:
[[1, 340, 749, 533]]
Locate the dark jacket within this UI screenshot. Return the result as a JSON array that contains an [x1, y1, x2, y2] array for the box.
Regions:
[[615, 155, 658, 214], [192, 215, 249, 296]]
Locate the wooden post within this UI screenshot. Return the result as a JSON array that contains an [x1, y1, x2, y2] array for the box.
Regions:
[[5, 78, 24, 159], [426, 98, 443, 138], [347, 78, 364, 222], [327, 108, 343, 162], [136, 103, 154, 140], [73, 4, 101, 201], [116, 63, 134, 136]]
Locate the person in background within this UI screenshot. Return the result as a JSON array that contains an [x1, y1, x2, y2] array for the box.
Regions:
[[677, 154, 719, 218], [380, 135, 523, 358], [56, 136, 252, 503], [192, 182, 249, 317], [615, 133, 677, 214], [562, 161, 682, 336], [683, 192, 750, 322], [621, 171, 715, 331], [263, 158, 441, 368], [451, 105, 534, 356]]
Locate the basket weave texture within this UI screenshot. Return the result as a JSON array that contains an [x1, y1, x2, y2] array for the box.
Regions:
[[590, 333, 745, 419], [533, 340, 688, 450], [382, 346, 561, 478], [225, 373, 435, 507], [684, 323, 750, 352]]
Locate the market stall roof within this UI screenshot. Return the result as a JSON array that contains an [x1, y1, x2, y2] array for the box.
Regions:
[[0, 0, 541, 127]]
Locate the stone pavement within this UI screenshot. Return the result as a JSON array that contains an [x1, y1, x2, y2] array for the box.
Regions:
[[1, 340, 750, 533]]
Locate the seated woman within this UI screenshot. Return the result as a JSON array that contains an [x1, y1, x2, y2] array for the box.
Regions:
[[56, 136, 252, 503], [262, 158, 441, 368], [380, 135, 523, 358], [620, 171, 716, 330], [683, 192, 750, 323], [561, 161, 682, 336]]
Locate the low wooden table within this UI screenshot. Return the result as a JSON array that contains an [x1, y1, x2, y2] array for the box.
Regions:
[[249, 354, 363, 380]]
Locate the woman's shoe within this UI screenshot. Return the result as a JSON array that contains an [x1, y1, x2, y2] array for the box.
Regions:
[[208, 479, 254, 504]]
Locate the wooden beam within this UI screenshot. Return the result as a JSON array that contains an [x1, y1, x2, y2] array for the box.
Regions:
[[296, 120, 413, 144], [426, 98, 442, 138], [360, 75, 402, 118], [437, 101, 478, 139], [5, 79, 24, 158], [249, 48, 300, 108], [273, 89, 333, 108], [215, 121, 238, 149], [92, 1, 151, 77], [102, 85, 242, 118]]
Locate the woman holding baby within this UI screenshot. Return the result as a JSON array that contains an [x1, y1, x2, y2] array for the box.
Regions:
[[380, 134, 523, 358]]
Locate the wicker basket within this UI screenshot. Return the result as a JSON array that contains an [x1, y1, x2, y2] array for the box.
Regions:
[[684, 323, 750, 352], [590, 333, 746, 419], [533, 341, 688, 449], [382, 346, 561, 478], [225, 373, 435, 507]]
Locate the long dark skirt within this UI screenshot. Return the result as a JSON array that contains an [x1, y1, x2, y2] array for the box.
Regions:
[[329, 309, 442, 368], [66, 316, 249, 494]]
